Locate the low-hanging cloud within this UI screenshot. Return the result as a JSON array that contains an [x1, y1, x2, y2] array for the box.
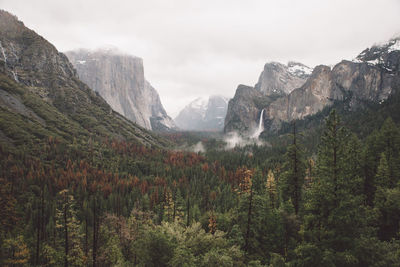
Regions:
[[224, 131, 265, 150]]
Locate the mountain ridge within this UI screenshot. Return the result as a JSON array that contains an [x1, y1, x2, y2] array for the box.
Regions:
[[224, 37, 400, 134]]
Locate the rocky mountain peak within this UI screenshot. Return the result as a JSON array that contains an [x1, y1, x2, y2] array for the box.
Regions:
[[0, 10, 77, 93], [287, 61, 313, 79], [189, 97, 209, 112], [254, 61, 312, 96], [353, 37, 400, 73]]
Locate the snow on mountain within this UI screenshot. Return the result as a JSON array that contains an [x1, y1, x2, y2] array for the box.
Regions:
[[287, 61, 313, 77], [174, 95, 229, 131], [254, 61, 313, 95], [352, 37, 400, 65], [189, 97, 209, 119]]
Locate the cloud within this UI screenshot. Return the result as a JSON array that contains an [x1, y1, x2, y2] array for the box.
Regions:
[[2, 0, 400, 116], [224, 131, 266, 150]]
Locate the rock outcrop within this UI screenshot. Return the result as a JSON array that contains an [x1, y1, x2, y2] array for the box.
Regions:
[[224, 85, 264, 133], [175, 95, 229, 131], [224, 38, 400, 134], [0, 11, 77, 95], [255, 61, 312, 95], [66, 49, 176, 132]]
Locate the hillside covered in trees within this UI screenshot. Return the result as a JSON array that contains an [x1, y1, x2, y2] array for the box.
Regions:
[[2, 99, 400, 266]]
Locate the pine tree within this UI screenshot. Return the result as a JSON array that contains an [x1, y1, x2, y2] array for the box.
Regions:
[[363, 117, 400, 205], [374, 152, 400, 241], [379, 117, 400, 184], [266, 169, 277, 209], [299, 110, 365, 266], [375, 153, 390, 189], [235, 167, 254, 255], [281, 122, 305, 215], [56, 189, 85, 267]]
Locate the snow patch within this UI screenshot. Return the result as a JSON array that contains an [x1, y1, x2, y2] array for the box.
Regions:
[[77, 60, 86, 64], [189, 97, 209, 119], [388, 39, 400, 52], [366, 58, 381, 65], [352, 57, 382, 65], [287, 62, 313, 76], [190, 97, 208, 109]]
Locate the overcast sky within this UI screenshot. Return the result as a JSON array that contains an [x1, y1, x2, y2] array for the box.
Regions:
[[1, 0, 400, 117]]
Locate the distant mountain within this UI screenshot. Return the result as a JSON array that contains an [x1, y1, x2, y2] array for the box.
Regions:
[[224, 38, 400, 134], [0, 10, 165, 148], [66, 49, 176, 132], [174, 95, 229, 131]]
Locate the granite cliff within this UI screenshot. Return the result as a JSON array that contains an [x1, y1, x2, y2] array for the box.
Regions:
[[66, 49, 176, 132]]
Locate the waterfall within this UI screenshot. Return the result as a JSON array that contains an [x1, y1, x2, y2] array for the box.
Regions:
[[252, 109, 264, 139], [0, 41, 6, 63], [11, 70, 18, 82]]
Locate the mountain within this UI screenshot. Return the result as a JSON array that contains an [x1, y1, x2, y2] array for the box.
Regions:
[[224, 38, 400, 134], [224, 61, 312, 133], [0, 10, 166, 149], [255, 61, 312, 95], [174, 95, 229, 131], [65, 49, 176, 132]]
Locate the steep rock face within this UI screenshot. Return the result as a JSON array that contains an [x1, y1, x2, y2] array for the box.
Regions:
[[332, 60, 393, 102], [266, 65, 335, 122], [0, 10, 163, 146], [224, 85, 264, 133], [0, 11, 77, 96], [174, 95, 228, 131], [254, 61, 311, 95], [263, 57, 398, 130], [224, 38, 400, 133], [66, 49, 175, 131]]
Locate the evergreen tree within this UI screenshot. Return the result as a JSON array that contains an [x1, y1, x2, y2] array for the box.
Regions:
[[375, 153, 391, 189], [56, 189, 85, 267], [379, 118, 400, 184], [280, 122, 305, 215], [266, 170, 278, 209], [298, 110, 366, 266]]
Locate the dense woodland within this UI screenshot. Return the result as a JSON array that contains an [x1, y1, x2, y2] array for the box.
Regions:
[[1, 81, 400, 266]]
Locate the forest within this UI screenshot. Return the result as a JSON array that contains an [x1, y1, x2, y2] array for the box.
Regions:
[[1, 104, 400, 266], [0, 5, 399, 266]]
